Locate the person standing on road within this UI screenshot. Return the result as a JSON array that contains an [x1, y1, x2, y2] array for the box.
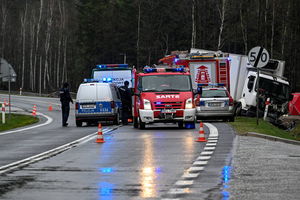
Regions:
[[59, 82, 73, 127], [119, 81, 132, 125]]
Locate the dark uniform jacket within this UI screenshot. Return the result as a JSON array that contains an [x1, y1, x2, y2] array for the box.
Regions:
[[59, 88, 73, 105]]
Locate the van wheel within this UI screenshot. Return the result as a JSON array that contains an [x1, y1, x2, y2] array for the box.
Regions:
[[114, 113, 120, 125], [133, 117, 139, 128], [76, 120, 82, 127], [139, 118, 146, 129]]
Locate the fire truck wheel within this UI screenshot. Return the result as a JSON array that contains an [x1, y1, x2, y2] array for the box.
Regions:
[[178, 121, 184, 128], [139, 118, 146, 129], [133, 117, 139, 128]]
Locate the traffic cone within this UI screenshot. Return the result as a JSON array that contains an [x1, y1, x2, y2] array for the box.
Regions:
[[96, 123, 105, 143], [32, 104, 37, 116], [48, 103, 53, 111], [196, 121, 207, 142]]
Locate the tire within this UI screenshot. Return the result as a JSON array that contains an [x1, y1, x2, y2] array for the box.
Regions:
[[133, 117, 139, 128], [76, 120, 82, 127], [139, 118, 146, 129], [178, 121, 184, 128], [229, 116, 235, 122], [114, 113, 120, 125]]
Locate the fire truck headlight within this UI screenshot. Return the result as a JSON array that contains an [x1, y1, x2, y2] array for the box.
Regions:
[[185, 98, 194, 109], [143, 99, 152, 110]]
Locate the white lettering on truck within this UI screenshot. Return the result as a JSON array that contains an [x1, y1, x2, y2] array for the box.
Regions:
[[156, 95, 180, 99]]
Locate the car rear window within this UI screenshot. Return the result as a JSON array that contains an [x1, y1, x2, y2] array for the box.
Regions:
[[201, 90, 228, 98]]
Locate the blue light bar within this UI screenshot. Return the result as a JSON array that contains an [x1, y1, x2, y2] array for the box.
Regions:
[[84, 78, 99, 83], [197, 83, 225, 87], [96, 64, 129, 69], [143, 67, 185, 73]]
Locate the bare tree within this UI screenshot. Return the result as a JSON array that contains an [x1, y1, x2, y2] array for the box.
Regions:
[[0, 0, 8, 58], [43, 0, 54, 90], [34, 0, 44, 93], [240, 2, 248, 54], [281, 1, 290, 57], [20, 0, 28, 89], [217, 0, 226, 50], [191, 0, 196, 48], [270, 0, 275, 57]]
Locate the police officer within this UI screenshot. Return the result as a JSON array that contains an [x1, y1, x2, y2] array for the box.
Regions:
[[119, 81, 132, 125], [59, 82, 73, 127]]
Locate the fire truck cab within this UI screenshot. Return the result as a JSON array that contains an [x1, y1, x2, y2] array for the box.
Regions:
[[133, 67, 196, 129]]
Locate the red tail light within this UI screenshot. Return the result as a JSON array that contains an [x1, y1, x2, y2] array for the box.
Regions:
[[111, 101, 115, 108], [75, 103, 79, 110]]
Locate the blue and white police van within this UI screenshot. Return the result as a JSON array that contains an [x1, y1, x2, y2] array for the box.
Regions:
[[75, 81, 122, 127]]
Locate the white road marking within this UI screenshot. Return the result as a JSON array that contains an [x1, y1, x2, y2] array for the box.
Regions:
[[206, 143, 217, 146], [193, 160, 208, 165], [201, 151, 214, 155], [204, 146, 216, 150], [175, 180, 194, 186], [188, 166, 204, 172], [164, 122, 219, 199], [205, 123, 219, 137], [0, 112, 53, 136], [168, 188, 190, 195], [182, 172, 199, 179], [0, 127, 114, 175], [197, 156, 211, 160], [207, 140, 218, 143]]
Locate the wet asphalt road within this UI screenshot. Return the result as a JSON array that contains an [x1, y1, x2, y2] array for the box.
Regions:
[[0, 123, 235, 200], [1, 94, 299, 199], [0, 94, 237, 200]]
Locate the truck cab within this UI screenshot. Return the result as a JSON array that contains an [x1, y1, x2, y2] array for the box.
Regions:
[[133, 67, 196, 129]]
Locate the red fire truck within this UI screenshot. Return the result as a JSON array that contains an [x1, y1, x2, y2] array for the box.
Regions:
[[133, 67, 197, 129], [158, 50, 230, 91]]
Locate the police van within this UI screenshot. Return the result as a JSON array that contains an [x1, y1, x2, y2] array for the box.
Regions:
[[75, 81, 122, 127]]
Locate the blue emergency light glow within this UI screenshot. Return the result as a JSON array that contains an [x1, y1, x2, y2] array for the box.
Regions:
[[102, 78, 107, 81], [198, 83, 225, 87], [96, 64, 128, 69], [107, 77, 112, 82], [174, 58, 179, 63], [143, 67, 185, 73], [84, 78, 99, 83]]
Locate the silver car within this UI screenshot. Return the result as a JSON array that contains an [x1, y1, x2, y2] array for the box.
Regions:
[[195, 87, 235, 122]]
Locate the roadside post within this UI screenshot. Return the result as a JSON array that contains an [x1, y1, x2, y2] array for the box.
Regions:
[[1, 103, 5, 124], [248, 46, 270, 125]]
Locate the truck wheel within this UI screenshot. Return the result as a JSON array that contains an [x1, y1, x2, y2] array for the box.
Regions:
[[133, 117, 138, 128], [114, 113, 120, 125], [235, 103, 242, 116], [139, 118, 146, 129], [178, 121, 184, 128], [76, 120, 82, 127]]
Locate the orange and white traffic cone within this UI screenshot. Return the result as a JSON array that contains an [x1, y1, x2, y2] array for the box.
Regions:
[[196, 121, 207, 142], [96, 123, 105, 143], [32, 104, 37, 116], [48, 103, 53, 111]]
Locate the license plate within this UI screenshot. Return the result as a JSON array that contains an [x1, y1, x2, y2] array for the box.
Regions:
[[81, 104, 96, 109], [208, 102, 221, 107], [162, 109, 175, 113]]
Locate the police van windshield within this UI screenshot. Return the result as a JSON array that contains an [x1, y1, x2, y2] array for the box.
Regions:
[[140, 75, 192, 92]]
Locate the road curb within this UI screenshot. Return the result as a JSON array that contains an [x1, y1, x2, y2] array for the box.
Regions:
[[243, 132, 300, 146]]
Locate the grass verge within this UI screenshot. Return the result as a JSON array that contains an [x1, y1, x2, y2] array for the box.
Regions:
[[0, 114, 39, 132], [229, 117, 300, 141]]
